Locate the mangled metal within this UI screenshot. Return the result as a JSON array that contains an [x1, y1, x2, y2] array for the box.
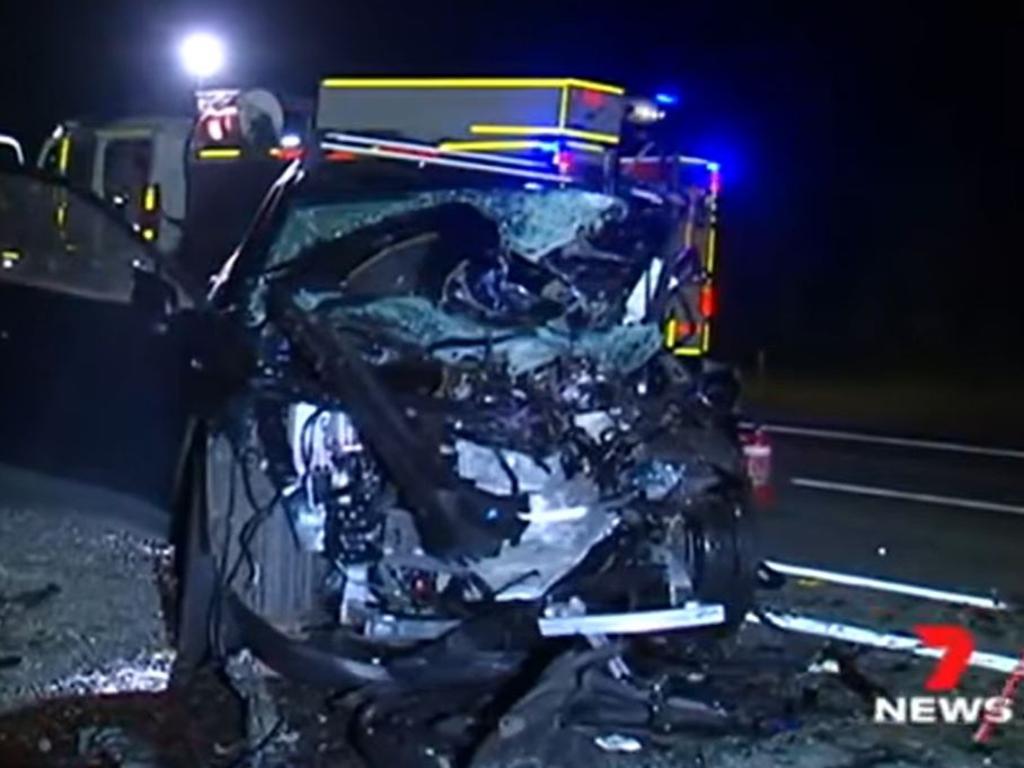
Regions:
[[205, 177, 756, 691]]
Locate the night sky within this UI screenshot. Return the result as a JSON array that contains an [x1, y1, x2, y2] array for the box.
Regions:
[[1, 2, 1019, 374]]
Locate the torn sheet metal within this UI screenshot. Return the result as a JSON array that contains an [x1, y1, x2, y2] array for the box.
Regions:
[[475, 473, 615, 601], [539, 602, 726, 636], [455, 439, 553, 495]]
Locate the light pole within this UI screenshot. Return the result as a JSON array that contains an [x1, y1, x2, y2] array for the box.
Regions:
[[178, 32, 226, 91]]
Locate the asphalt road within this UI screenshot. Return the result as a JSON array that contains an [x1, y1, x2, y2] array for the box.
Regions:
[[759, 425, 1024, 601]]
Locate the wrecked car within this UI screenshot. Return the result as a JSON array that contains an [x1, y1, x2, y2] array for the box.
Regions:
[[190, 135, 760, 689], [0, 132, 756, 699]]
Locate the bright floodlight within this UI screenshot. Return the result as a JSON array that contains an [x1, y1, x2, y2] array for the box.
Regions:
[[179, 32, 225, 80]]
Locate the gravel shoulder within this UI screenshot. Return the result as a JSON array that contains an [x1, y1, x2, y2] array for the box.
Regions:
[[0, 505, 1021, 767]]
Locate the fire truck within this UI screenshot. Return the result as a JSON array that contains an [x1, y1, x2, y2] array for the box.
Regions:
[[36, 118, 191, 253], [32, 90, 301, 263]]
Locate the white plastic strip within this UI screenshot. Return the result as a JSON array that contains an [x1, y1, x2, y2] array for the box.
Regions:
[[747, 611, 1019, 674], [321, 130, 550, 169], [629, 188, 665, 205], [762, 424, 1024, 460], [620, 154, 713, 167], [791, 477, 1024, 517], [764, 560, 1008, 611], [321, 140, 572, 184], [538, 602, 725, 637]]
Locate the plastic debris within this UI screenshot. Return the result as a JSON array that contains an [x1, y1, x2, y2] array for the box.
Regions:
[[593, 733, 643, 753]]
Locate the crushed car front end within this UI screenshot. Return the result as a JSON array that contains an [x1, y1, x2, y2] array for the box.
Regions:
[[194, 149, 757, 690]]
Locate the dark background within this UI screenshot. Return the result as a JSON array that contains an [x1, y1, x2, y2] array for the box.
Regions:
[[1, 1, 1019, 376]]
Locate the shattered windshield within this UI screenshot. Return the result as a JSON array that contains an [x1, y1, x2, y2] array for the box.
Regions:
[[270, 187, 627, 267], [264, 174, 677, 376]]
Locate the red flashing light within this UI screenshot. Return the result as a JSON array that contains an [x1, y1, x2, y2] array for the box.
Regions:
[[325, 150, 358, 162], [270, 147, 305, 161], [699, 284, 716, 318], [580, 89, 607, 108]]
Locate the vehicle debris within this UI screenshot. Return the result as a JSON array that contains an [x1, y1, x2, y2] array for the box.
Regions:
[[593, 733, 643, 753], [205, 178, 755, 691]]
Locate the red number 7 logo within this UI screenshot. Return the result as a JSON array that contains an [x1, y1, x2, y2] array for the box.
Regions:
[[915, 625, 975, 692]]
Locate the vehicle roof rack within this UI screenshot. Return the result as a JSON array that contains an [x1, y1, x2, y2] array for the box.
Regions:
[[318, 131, 575, 185], [315, 77, 626, 187]]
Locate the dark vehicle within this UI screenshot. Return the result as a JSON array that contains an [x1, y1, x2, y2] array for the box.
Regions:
[[0, 134, 23, 172], [0, 171, 193, 532], [0, 138, 756, 694]]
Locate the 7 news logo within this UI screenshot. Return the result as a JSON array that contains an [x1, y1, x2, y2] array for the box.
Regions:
[[873, 625, 1015, 726]]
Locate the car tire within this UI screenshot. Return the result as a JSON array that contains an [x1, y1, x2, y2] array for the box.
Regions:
[[693, 488, 758, 629]]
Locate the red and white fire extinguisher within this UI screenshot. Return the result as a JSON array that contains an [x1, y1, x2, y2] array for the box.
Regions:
[[740, 426, 774, 507]]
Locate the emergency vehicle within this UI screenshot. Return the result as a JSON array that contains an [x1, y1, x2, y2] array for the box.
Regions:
[[36, 118, 190, 253], [33, 78, 721, 358]]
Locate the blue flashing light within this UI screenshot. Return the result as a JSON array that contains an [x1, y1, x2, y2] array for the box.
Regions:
[[654, 92, 678, 106]]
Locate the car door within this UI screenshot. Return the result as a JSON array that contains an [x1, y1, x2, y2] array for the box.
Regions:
[[0, 172, 192, 535]]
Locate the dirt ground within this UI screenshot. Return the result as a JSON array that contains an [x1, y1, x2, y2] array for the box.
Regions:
[[1, 506, 1021, 767]]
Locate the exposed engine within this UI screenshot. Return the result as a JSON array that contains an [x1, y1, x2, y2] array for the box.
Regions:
[[208, 187, 754, 650]]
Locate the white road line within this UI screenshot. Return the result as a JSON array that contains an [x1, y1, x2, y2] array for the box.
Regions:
[[764, 560, 1008, 611], [791, 477, 1024, 517], [747, 611, 1019, 674], [761, 424, 1024, 460]]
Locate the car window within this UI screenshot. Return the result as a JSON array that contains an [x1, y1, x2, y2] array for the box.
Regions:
[[68, 133, 97, 189], [102, 139, 152, 208], [0, 173, 147, 302], [36, 133, 97, 189]]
